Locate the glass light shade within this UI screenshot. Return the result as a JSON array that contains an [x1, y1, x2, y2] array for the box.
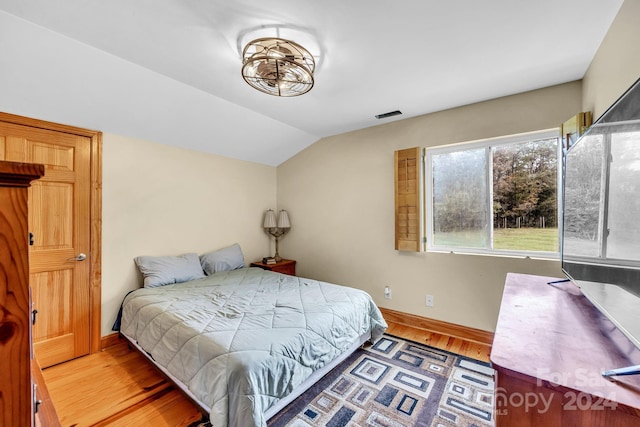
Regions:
[[242, 37, 315, 97], [277, 210, 291, 229], [263, 209, 277, 228]]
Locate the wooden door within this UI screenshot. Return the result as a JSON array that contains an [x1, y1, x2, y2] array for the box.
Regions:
[[0, 122, 91, 367]]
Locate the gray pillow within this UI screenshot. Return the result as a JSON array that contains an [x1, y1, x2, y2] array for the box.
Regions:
[[200, 243, 245, 275], [134, 253, 205, 288]]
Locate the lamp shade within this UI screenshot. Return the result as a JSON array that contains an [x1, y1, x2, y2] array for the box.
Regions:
[[277, 210, 291, 229], [263, 209, 277, 228]]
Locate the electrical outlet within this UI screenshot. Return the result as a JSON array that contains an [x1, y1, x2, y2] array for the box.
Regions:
[[425, 294, 434, 307], [384, 286, 392, 299]]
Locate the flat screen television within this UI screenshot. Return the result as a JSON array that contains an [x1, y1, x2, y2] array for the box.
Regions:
[[562, 77, 640, 377]]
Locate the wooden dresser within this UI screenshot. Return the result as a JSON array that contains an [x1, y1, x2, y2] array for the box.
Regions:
[[491, 273, 640, 426], [0, 161, 59, 426]]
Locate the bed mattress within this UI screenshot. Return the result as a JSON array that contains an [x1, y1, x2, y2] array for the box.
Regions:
[[120, 267, 387, 427]]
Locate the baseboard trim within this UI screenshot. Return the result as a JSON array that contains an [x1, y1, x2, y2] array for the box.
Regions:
[[379, 308, 494, 346], [101, 332, 123, 350]]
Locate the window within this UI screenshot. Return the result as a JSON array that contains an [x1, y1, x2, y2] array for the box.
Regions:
[[426, 130, 560, 256]]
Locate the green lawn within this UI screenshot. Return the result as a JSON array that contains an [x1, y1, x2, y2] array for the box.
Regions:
[[494, 227, 558, 251], [434, 228, 558, 252]]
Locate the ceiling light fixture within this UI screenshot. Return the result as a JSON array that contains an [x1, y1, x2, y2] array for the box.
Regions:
[[241, 37, 315, 97]]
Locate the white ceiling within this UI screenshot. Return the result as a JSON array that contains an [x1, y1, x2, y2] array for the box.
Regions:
[[0, 0, 624, 166]]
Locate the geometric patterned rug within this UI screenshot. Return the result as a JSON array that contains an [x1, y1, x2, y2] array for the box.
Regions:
[[267, 334, 495, 427]]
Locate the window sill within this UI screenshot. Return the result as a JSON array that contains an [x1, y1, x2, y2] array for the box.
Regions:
[[426, 247, 560, 261]]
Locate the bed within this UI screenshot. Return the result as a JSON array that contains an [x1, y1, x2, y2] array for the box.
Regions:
[[119, 266, 387, 427]]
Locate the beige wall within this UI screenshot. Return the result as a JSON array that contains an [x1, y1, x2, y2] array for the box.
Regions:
[[582, 0, 640, 117], [100, 0, 640, 337], [101, 133, 276, 335], [277, 82, 581, 332]]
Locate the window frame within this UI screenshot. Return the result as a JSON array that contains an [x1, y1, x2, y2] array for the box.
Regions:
[[425, 128, 561, 259]]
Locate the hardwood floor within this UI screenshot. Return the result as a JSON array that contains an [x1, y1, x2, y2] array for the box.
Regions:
[[41, 340, 203, 426], [42, 321, 492, 426], [385, 322, 491, 363]]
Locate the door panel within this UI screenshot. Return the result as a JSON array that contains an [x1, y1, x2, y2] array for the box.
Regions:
[[30, 182, 74, 249], [0, 122, 91, 367]]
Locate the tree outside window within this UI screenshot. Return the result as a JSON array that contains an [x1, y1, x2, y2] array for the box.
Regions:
[[427, 130, 560, 256]]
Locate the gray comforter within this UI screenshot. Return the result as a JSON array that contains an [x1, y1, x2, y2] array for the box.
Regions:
[[120, 267, 387, 427]]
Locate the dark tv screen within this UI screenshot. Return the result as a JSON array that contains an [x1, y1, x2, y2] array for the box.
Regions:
[[562, 77, 640, 354]]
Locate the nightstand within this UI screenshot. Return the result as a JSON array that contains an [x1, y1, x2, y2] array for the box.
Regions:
[[250, 259, 296, 276]]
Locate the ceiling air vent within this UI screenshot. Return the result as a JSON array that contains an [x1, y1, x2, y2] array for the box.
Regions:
[[375, 110, 402, 119]]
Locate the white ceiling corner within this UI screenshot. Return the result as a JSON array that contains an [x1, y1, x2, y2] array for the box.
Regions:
[[0, 0, 625, 166]]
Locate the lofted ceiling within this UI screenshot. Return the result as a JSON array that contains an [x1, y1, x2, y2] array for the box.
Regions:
[[0, 0, 624, 166]]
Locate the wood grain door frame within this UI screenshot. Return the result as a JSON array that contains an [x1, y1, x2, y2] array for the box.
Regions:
[[0, 112, 102, 354]]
